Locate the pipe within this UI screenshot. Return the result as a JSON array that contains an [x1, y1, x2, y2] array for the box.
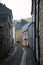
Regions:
[[38, 0, 40, 65], [34, 0, 36, 61]]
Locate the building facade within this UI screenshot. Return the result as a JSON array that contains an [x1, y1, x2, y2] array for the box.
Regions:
[[0, 3, 13, 59], [15, 22, 22, 45], [31, 0, 43, 65], [31, 0, 40, 64], [15, 19, 28, 45], [39, 0, 43, 65], [22, 23, 33, 47], [22, 23, 29, 46], [15, 29, 22, 45]]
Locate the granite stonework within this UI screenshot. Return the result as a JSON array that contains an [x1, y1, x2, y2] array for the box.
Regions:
[[40, 0, 43, 65]]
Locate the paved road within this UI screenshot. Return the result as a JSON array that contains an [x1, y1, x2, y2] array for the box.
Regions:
[[4, 45, 37, 65], [20, 47, 26, 65], [26, 47, 37, 65]]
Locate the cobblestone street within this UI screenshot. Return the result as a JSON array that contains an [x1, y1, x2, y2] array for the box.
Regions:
[[4, 45, 38, 65]]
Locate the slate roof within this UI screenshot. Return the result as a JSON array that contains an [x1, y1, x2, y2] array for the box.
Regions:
[[22, 23, 31, 32], [0, 3, 12, 15], [21, 22, 34, 32], [15, 22, 21, 30], [15, 19, 28, 30]]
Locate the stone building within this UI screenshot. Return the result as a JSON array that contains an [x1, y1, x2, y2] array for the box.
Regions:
[[31, 0, 40, 63], [39, 0, 43, 65], [0, 3, 13, 59], [31, 0, 43, 65]]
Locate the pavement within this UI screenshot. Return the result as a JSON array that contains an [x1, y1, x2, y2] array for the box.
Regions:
[[0, 45, 38, 65]]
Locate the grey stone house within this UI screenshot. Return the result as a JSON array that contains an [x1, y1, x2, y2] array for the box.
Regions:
[[39, 0, 43, 65], [0, 3, 13, 59], [31, 0, 40, 64], [31, 0, 43, 65]]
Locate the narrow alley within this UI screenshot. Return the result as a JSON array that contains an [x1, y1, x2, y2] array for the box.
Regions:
[[0, 0, 43, 65], [4, 45, 37, 65]]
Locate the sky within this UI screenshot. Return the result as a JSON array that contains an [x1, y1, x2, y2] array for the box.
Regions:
[[1, 0, 32, 20]]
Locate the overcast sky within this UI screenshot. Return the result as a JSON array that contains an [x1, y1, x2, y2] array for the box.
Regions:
[[1, 0, 32, 20]]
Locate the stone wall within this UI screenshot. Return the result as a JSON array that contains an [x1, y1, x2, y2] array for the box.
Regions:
[[40, 0, 43, 65]]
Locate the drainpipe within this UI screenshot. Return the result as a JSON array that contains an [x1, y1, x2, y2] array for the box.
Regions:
[[38, 0, 40, 65], [34, 0, 36, 61]]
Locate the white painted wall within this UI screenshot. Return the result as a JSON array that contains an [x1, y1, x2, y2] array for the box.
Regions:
[[13, 26, 15, 44]]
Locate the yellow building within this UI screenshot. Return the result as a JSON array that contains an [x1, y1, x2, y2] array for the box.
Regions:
[[15, 29, 22, 45], [15, 19, 28, 45]]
